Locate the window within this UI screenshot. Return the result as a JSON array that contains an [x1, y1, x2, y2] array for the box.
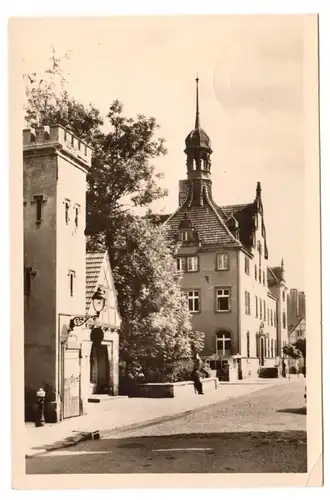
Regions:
[[186, 290, 200, 313], [267, 338, 270, 358], [244, 256, 250, 275], [74, 206, 79, 228], [267, 308, 269, 325], [179, 230, 189, 241], [216, 288, 230, 312], [282, 290, 285, 302], [33, 195, 45, 223], [216, 253, 229, 270], [68, 270, 75, 297], [216, 332, 231, 356], [274, 313, 277, 328], [24, 267, 32, 296], [259, 298, 262, 318], [270, 310, 273, 326], [255, 295, 258, 318], [257, 241, 262, 266], [85, 145, 88, 156], [65, 200, 70, 225], [259, 267, 262, 283], [263, 300, 266, 321], [187, 256, 198, 272], [254, 265, 257, 280], [283, 311, 286, 329], [271, 339, 274, 358], [263, 271, 265, 286], [256, 333, 260, 357], [176, 257, 185, 272], [246, 332, 250, 358], [245, 292, 251, 315]]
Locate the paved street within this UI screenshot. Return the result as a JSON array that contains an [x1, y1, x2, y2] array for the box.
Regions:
[[26, 379, 306, 474]]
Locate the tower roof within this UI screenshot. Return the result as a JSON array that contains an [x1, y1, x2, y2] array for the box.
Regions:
[[185, 77, 212, 151]]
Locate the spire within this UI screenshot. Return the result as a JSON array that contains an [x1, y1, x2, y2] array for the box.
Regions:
[[195, 75, 200, 129], [256, 181, 261, 197]]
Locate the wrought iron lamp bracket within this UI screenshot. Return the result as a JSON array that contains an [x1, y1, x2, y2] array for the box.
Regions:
[[69, 314, 99, 331]]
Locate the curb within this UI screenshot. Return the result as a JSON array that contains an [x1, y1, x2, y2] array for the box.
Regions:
[[25, 430, 100, 459], [26, 381, 287, 458]]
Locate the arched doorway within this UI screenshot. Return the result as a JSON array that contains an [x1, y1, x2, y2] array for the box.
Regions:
[[90, 328, 111, 394]]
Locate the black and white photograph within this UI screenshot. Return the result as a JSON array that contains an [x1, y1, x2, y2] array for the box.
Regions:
[[9, 12, 322, 488]]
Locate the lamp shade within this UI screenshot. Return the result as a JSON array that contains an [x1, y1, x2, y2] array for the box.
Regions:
[[92, 286, 106, 314]]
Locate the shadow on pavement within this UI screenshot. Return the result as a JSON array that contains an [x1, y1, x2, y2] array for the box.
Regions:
[[26, 430, 307, 475], [277, 407, 306, 415]]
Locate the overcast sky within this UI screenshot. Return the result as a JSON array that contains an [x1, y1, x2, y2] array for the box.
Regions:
[[18, 15, 316, 291]]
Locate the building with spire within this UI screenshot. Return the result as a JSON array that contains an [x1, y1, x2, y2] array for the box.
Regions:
[[164, 78, 289, 380]]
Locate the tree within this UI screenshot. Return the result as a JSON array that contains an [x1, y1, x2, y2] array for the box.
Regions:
[[111, 216, 204, 383], [23, 49, 204, 383], [23, 48, 168, 252], [282, 343, 302, 360]]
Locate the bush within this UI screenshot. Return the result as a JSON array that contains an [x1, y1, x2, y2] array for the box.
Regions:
[[290, 365, 298, 374], [258, 367, 279, 378]]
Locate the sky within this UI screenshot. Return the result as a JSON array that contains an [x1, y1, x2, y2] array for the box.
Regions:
[[17, 15, 316, 291]]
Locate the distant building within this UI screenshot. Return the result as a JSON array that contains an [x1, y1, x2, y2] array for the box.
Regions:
[[288, 288, 306, 332], [163, 79, 289, 380], [24, 125, 120, 422]]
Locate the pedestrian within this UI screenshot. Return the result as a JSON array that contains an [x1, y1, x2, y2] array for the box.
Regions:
[[281, 359, 287, 378], [192, 367, 204, 395]]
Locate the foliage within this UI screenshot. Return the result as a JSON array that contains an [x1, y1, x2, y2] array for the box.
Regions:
[[24, 49, 205, 383], [258, 367, 279, 379], [112, 216, 205, 380], [282, 343, 303, 359], [23, 47, 168, 249]]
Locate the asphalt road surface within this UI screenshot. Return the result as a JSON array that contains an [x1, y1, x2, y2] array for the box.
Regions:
[[26, 379, 307, 474]]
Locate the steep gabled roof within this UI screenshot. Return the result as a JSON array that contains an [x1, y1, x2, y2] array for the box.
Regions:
[[86, 252, 105, 313], [270, 266, 283, 281], [289, 316, 305, 335], [165, 205, 238, 246], [267, 266, 279, 283], [218, 202, 257, 251]]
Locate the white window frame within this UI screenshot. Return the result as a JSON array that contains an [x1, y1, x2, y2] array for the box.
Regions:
[[186, 290, 200, 313], [216, 332, 232, 356], [176, 257, 186, 272], [216, 288, 231, 312], [244, 256, 250, 275], [187, 256, 198, 272], [216, 253, 229, 271], [179, 230, 189, 241]]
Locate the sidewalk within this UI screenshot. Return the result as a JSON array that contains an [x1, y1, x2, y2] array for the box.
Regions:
[[25, 377, 294, 458]]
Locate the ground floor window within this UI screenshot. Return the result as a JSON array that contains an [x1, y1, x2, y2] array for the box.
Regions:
[[216, 331, 232, 357]]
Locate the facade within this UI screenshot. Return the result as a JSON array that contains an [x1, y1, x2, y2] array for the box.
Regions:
[[24, 125, 120, 422], [164, 79, 289, 380], [80, 251, 121, 404]]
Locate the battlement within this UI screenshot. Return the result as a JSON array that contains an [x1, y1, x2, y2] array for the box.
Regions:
[[23, 125, 93, 169]]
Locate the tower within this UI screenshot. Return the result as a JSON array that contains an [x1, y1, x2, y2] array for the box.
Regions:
[[183, 77, 213, 206], [23, 125, 92, 421]]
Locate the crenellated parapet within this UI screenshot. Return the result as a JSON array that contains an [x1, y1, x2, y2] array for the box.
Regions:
[[23, 125, 93, 170]]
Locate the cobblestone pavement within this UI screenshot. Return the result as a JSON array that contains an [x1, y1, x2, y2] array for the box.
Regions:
[[26, 379, 306, 474]]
